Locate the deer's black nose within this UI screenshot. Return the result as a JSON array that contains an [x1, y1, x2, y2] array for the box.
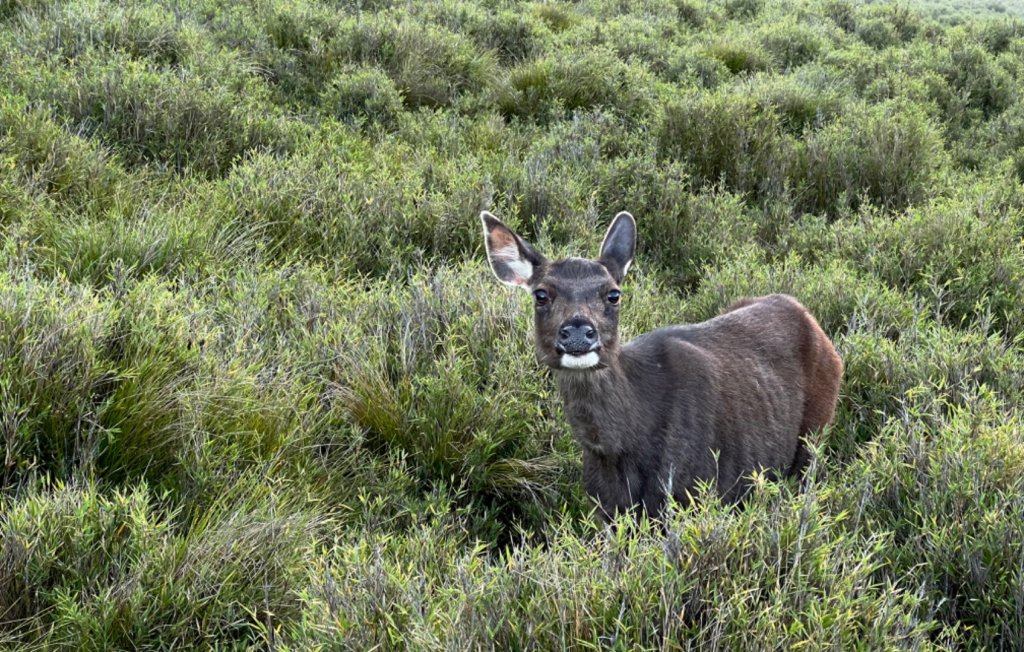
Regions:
[[558, 319, 599, 354]]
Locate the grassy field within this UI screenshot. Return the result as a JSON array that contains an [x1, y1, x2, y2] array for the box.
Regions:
[[1, 0, 1024, 648], [875, 0, 1024, 22]]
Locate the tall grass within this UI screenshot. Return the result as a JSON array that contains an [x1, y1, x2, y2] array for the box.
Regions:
[[2, 0, 1024, 648]]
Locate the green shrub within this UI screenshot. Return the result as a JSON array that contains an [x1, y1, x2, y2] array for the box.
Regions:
[[856, 17, 900, 49], [13, 0, 195, 65], [665, 48, 731, 86], [2, 0, 1024, 648], [92, 279, 203, 486], [831, 191, 1024, 336], [823, 0, 857, 33], [722, 0, 763, 20], [0, 110, 221, 282], [327, 267, 577, 529], [498, 48, 655, 122], [0, 94, 133, 217], [857, 4, 926, 45], [284, 483, 941, 649], [800, 100, 942, 215], [596, 15, 686, 78], [326, 15, 500, 109], [977, 17, 1024, 53], [35, 201, 223, 285], [319, 64, 404, 127], [532, 2, 577, 32], [835, 392, 1024, 647], [494, 109, 642, 230], [939, 35, 1014, 119], [0, 274, 113, 492], [703, 34, 770, 74], [747, 67, 849, 133], [0, 0, 50, 21], [4, 49, 303, 177], [657, 90, 797, 197], [595, 166, 757, 290], [838, 323, 1024, 450], [467, 8, 546, 63], [209, 131, 490, 274], [0, 480, 317, 648], [757, 18, 826, 69], [675, 0, 707, 28], [686, 247, 916, 335]]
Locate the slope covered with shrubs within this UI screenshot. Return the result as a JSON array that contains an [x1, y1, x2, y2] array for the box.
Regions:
[[2, 0, 1024, 648]]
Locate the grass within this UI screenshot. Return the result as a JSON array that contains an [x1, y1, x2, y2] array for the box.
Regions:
[[1, 0, 1024, 648]]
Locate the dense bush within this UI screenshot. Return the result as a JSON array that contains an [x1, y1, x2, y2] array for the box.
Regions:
[[0, 480, 317, 648], [320, 64, 405, 128], [657, 90, 797, 197], [3, 0, 1024, 648], [801, 99, 943, 214], [497, 48, 656, 122]]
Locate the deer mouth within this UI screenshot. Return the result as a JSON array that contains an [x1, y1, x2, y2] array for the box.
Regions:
[[558, 348, 602, 370]]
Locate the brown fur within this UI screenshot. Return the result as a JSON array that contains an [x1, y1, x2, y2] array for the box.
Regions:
[[482, 212, 843, 520]]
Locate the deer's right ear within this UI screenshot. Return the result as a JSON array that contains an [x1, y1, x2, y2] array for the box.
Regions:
[[599, 211, 636, 283], [481, 211, 545, 289]]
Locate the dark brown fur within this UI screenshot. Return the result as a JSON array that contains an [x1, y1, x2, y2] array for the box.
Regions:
[[482, 211, 843, 519]]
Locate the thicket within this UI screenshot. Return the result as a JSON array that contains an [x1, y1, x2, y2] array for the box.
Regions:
[[2, 0, 1024, 649]]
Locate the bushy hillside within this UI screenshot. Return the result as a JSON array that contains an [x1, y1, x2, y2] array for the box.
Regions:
[[2, 0, 1024, 648]]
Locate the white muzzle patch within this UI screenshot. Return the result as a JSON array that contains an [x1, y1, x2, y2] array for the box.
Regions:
[[560, 351, 600, 369]]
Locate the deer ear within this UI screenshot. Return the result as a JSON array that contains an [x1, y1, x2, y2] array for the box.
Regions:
[[599, 211, 636, 283], [481, 211, 545, 289]]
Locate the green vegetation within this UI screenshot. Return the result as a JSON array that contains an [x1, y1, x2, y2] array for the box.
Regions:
[[1, 0, 1024, 648], [874, 0, 1024, 23]]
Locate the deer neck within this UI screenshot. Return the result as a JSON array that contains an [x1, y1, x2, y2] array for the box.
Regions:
[[553, 356, 636, 458]]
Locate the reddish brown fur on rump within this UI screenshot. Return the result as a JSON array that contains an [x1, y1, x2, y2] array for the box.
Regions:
[[797, 307, 843, 434]]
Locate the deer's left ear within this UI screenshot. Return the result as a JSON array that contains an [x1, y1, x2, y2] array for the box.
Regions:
[[599, 211, 636, 283], [481, 211, 546, 289]]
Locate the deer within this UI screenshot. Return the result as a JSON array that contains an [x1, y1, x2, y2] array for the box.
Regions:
[[481, 210, 843, 520]]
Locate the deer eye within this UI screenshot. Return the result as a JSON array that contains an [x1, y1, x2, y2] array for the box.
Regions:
[[534, 289, 549, 306], [607, 289, 622, 304]]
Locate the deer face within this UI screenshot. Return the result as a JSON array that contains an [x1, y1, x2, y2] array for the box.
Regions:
[[482, 211, 636, 371]]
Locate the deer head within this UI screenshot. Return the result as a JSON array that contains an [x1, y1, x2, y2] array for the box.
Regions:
[[481, 211, 636, 371]]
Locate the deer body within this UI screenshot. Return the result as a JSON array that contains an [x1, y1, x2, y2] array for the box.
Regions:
[[482, 211, 842, 519]]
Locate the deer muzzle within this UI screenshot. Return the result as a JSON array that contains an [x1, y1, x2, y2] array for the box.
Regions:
[[557, 319, 600, 356]]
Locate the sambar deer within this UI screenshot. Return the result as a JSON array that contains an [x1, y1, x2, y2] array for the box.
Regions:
[[481, 210, 842, 519]]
